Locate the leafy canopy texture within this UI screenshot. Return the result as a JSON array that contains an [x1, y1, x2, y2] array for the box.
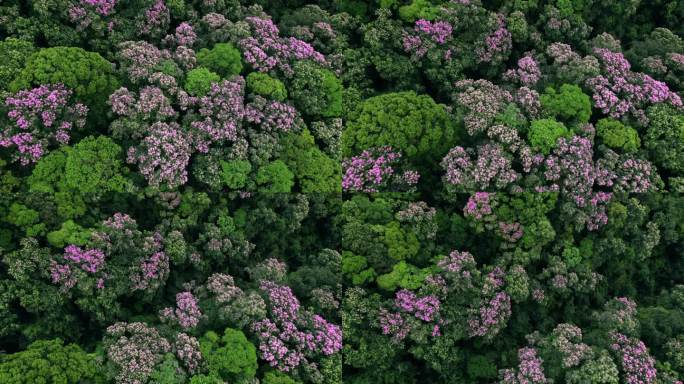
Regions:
[[1, 1, 684, 384]]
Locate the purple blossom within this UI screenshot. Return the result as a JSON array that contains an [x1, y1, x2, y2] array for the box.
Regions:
[[378, 309, 410, 341], [3, 84, 87, 164], [414, 19, 453, 44], [140, 0, 169, 36], [541, 136, 615, 230], [117, 41, 172, 83], [342, 147, 401, 192], [500, 347, 548, 383], [551, 324, 591, 368], [174, 22, 196, 46], [504, 56, 541, 86], [610, 333, 657, 384], [239, 17, 326, 75], [469, 291, 511, 338], [80, 0, 116, 16], [438, 250, 476, 278], [453, 79, 513, 136], [161, 292, 202, 329], [252, 281, 342, 372], [588, 48, 682, 125], [63, 245, 105, 273], [126, 122, 192, 188], [499, 221, 524, 242], [442, 144, 518, 191], [260, 281, 300, 322], [464, 192, 493, 220], [105, 322, 171, 384], [206, 273, 243, 304], [477, 15, 512, 63], [175, 333, 202, 374], [191, 78, 246, 151], [379, 290, 442, 342], [132, 251, 169, 291]]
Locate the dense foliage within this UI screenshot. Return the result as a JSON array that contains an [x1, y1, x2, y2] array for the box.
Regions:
[[0, 0, 683, 383]]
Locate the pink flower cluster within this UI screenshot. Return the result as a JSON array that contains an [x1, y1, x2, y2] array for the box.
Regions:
[[442, 144, 518, 191], [504, 55, 541, 86], [453, 79, 513, 136], [615, 158, 655, 193], [245, 97, 298, 133], [477, 15, 512, 63], [396, 202, 437, 239], [551, 324, 591, 368], [80, 0, 116, 16], [206, 273, 244, 304], [542, 136, 614, 230], [140, 0, 170, 36], [63, 245, 105, 273], [131, 251, 169, 291], [105, 322, 172, 384], [174, 22, 196, 47], [110, 86, 176, 119], [379, 290, 442, 341], [50, 245, 106, 290], [588, 48, 682, 125], [498, 221, 524, 242], [402, 18, 453, 57], [610, 333, 657, 384], [438, 250, 476, 279], [3, 84, 87, 164], [469, 291, 511, 338], [117, 41, 172, 83], [464, 192, 493, 220], [192, 78, 246, 151], [394, 290, 441, 322], [378, 309, 410, 342], [500, 347, 548, 384], [342, 147, 401, 192], [127, 122, 192, 188], [414, 20, 453, 44], [239, 17, 326, 75], [251, 281, 342, 372], [175, 333, 202, 374], [161, 291, 202, 329]]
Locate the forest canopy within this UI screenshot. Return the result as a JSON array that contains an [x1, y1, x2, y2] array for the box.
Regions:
[[0, 0, 683, 383]]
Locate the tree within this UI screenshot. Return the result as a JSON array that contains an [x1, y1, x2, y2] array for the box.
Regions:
[[0, 38, 35, 92], [9, 47, 119, 123], [196, 43, 243, 77], [45, 220, 91, 248], [290, 61, 343, 118], [199, 328, 258, 382], [27, 136, 130, 219], [185, 68, 221, 96], [221, 159, 252, 190], [27, 136, 130, 220], [398, 0, 441, 22], [280, 129, 341, 194], [262, 371, 300, 384], [528, 119, 570, 154], [247, 72, 288, 101], [596, 118, 640, 152], [0, 339, 103, 384], [644, 105, 684, 174], [256, 160, 295, 193], [540, 84, 592, 126], [64, 136, 129, 196], [376, 261, 429, 291], [342, 91, 459, 164]]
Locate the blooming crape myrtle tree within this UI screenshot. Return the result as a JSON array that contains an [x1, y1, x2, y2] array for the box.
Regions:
[[1, 84, 88, 165]]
